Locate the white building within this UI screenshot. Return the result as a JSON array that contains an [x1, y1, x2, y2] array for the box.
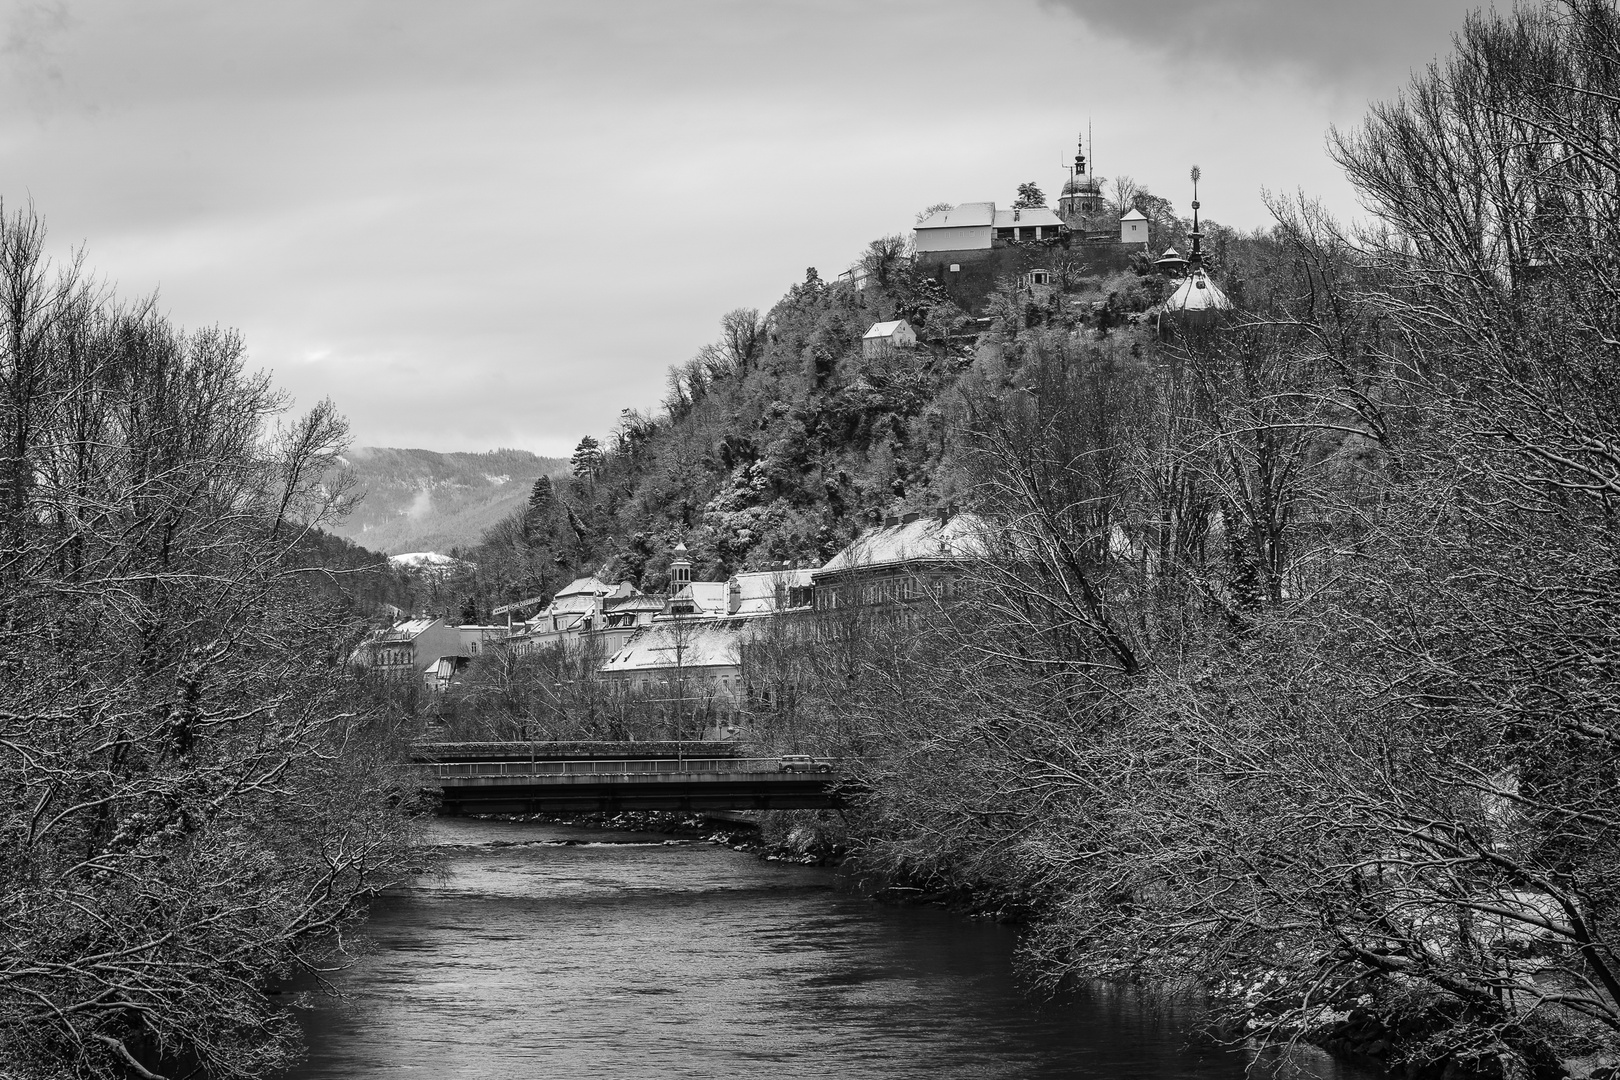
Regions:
[[914, 201, 996, 252], [861, 320, 918, 358], [1120, 208, 1149, 245]]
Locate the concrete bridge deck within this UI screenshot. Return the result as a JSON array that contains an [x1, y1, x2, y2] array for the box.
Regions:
[[426, 757, 846, 814]]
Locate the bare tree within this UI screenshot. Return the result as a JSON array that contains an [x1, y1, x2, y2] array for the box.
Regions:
[[0, 205, 419, 1079]]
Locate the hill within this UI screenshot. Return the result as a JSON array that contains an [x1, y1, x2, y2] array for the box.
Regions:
[[327, 447, 568, 555]]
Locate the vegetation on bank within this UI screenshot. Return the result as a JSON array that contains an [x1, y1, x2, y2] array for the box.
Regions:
[[0, 211, 425, 1078], [441, 5, 1620, 1078]]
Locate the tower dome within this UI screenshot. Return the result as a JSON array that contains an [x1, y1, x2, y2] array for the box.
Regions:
[[1058, 131, 1104, 222]]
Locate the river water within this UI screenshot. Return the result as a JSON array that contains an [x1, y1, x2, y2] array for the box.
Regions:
[[288, 817, 1361, 1080]]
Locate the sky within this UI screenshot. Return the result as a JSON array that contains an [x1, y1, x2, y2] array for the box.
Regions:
[[0, 0, 1479, 456]]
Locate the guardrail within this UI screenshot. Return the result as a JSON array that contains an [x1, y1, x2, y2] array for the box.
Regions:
[[425, 757, 831, 779]]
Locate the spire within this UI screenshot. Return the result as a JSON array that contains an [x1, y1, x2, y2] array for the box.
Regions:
[[1187, 165, 1204, 269], [1158, 164, 1232, 332]]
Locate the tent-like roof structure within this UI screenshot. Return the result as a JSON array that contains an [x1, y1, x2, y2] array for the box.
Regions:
[[1162, 269, 1233, 329], [1159, 166, 1233, 331]]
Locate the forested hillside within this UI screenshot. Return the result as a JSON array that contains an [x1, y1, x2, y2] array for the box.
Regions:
[[326, 446, 567, 555], [444, 5, 1620, 1077], [459, 232, 1217, 613]]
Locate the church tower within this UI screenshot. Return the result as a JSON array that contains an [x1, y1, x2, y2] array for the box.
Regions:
[[1058, 131, 1105, 225]]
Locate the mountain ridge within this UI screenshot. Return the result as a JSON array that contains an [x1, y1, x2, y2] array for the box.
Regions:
[[327, 446, 569, 555]]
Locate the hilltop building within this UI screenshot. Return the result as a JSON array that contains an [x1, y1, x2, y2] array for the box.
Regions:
[[1056, 134, 1106, 223], [861, 320, 917, 358], [1158, 167, 1233, 332], [1120, 208, 1149, 246]]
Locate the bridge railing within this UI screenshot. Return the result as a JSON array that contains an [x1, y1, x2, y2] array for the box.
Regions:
[[425, 757, 810, 779]]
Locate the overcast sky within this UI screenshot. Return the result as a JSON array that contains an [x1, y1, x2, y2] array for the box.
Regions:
[[1, 0, 1478, 455]]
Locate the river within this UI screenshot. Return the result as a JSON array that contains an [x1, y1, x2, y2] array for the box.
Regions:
[[287, 817, 1364, 1080]]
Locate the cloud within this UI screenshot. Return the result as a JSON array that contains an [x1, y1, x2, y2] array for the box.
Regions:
[[2, 1, 75, 115], [1042, 0, 1476, 94]]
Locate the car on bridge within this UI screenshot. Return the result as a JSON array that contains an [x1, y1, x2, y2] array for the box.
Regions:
[[778, 754, 835, 774]]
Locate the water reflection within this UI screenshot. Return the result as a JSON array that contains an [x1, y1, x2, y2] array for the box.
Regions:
[[288, 818, 1358, 1080]]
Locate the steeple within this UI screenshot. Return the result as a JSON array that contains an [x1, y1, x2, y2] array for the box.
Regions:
[[1059, 126, 1104, 223], [1158, 164, 1232, 332], [1187, 165, 1205, 270]]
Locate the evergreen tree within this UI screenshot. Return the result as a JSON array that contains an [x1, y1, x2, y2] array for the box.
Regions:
[[570, 436, 602, 482]]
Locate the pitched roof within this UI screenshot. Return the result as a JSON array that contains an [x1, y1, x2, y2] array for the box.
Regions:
[[816, 513, 991, 578], [862, 320, 911, 340], [555, 575, 612, 598], [371, 617, 442, 644], [914, 202, 996, 229], [1120, 208, 1148, 221], [600, 617, 758, 674], [727, 568, 814, 615], [667, 581, 729, 615], [992, 207, 1064, 229]]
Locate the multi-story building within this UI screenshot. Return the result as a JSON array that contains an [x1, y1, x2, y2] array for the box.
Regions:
[[812, 512, 988, 610], [353, 617, 464, 681]]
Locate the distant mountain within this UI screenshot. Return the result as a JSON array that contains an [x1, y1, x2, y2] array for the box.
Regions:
[[327, 447, 569, 555]]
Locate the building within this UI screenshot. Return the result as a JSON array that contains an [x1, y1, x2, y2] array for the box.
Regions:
[[1120, 208, 1149, 245], [596, 593, 666, 654], [913, 201, 1068, 256], [596, 549, 815, 708], [599, 616, 756, 704], [913, 201, 997, 253], [508, 576, 645, 655], [353, 617, 464, 681], [861, 320, 918, 358], [1057, 135, 1107, 222], [454, 624, 505, 659], [813, 512, 989, 610], [1158, 169, 1233, 332], [993, 205, 1066, 243], [726, 567, 813, 615]]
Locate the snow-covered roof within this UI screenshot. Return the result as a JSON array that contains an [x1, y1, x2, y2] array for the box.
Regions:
[[728, 568, 814, 615], [817, 514, 990, 578], [862, 320, 912, 340], [604, 593, 665, 614], [1120, 208, 1148, 221], [555, 575, 612, 598], [1165, 269, 1233, 317], [371, 618, 441, 644], [600, 617, 759, 674], [667, 582, 729, 615], [992, 207, 1064, 229], [914, 202, 995, 229]]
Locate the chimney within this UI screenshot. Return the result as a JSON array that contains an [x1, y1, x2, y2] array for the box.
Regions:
[[902, 511, 920, 524], [727, 577, 742, 615]]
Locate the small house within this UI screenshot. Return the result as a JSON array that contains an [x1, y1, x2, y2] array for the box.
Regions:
[[861, 320, 918, 358], [1120, 208, 1149, 246]]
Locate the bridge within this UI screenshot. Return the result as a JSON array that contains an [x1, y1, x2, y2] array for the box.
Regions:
[[414, 742, 848, 815]]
